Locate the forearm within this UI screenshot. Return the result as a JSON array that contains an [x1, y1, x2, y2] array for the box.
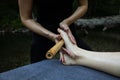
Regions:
[[21, 19, 56, 41], [77, 50, 120, 77], [63, 0, 88, 25], [18, 0, 56, 42]]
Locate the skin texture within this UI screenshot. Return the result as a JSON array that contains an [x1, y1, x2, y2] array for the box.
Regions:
[[18, 0, 88, 43], [58, 28, 120, 77]]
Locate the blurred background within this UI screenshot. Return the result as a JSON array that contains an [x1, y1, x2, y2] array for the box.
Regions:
[[0, 0, 120, 72]]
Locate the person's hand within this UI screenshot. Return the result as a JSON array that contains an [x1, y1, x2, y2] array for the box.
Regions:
[[53, 34, 61, 43], [53, 34, 64, 62], [59, 21, 76, 44], [59, 20, 77, 62]]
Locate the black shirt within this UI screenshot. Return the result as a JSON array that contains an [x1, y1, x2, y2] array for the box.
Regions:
[[34, 0, 74, 25]]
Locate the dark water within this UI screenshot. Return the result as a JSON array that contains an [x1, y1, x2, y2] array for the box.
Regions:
[[84, 33, 120, 51], [80, 28, 120, 52], [0, 28, 120, 72]]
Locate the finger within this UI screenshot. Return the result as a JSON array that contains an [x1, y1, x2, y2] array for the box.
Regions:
[[59, 27, 76, 44], [55, 34, 62, 43], [62, 47, 75, 58], [56, 34, 62, 41], [67, 30, 77, 44], [57, 28, 65, 36], [62, 53, 65, 63], [59, 50, 65, 63], [58, 28, 73, 46], [59, 23, 69, 32], [59, 51, 62, 61]]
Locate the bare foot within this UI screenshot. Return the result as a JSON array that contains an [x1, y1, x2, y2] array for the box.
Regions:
[[58, 28, 80, 65]]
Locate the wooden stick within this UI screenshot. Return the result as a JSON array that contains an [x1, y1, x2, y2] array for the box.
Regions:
[[46, 40, 64, 59]]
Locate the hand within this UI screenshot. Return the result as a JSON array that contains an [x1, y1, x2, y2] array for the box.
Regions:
[[54, 34, 61, 43], [53, 34, 65, 62], [51, 34, 61, 43], [59, 21, 76, 44]]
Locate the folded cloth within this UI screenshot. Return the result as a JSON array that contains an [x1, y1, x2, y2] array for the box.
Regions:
[[0, 59, 119, 80]]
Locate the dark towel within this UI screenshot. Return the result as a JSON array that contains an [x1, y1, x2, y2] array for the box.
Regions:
[[0, 59, 119, 80]]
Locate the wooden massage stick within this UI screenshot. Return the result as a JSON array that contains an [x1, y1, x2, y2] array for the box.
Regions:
[[46, 40, 64, 59]]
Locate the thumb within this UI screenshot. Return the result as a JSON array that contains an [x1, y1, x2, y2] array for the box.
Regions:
[[67, 30, 77, 45]]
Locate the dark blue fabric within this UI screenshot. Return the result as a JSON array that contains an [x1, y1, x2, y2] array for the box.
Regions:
[[0, 59, 119, 80]]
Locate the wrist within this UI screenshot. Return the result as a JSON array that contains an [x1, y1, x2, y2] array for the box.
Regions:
[[63, 18, 73, 26], [47, 33, 56, 42]]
